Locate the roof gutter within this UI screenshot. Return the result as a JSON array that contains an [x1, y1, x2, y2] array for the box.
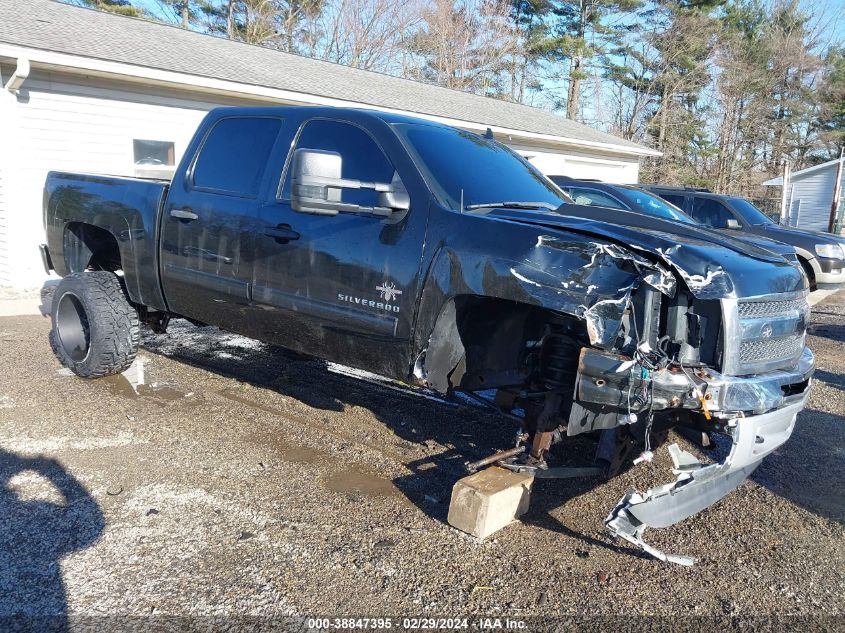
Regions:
[[0, 43, 660, 159], [3, 56, 29, 94]]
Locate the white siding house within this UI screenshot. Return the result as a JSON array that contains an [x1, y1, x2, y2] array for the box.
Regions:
[[0, 0, 658, 289], [763, 158, 845, 233]]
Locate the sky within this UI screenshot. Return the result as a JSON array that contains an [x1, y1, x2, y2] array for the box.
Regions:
[[130, 0, 844, 50], [787, 0, 845, 52]]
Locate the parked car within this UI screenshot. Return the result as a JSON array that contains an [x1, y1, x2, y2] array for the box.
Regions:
[[548, 177, 801, 266], [40, 106, 813, 564], [641, 185, 845, 289]]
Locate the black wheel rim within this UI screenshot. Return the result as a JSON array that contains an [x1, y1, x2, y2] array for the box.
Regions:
[[56, 292, 90, 362]]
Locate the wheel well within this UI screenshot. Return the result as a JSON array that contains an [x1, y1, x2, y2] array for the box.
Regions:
[[797, 255, 816, 289], [422, 295, 586, 392], [63, 223, 122, 273]]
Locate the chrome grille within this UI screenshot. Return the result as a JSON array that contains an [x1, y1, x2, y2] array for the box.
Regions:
[[738, 297, 808, 319], [740, 335, 804, 364], [722, 292, 809, 375]]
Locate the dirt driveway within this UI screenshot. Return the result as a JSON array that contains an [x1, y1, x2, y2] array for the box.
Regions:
[[0, 291, 843, 628]]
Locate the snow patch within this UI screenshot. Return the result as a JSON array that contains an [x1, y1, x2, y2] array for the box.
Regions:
[[2, 430, 144, 454]]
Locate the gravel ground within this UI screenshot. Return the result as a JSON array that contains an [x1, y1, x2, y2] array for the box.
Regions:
[[0, 291, 843, 628]]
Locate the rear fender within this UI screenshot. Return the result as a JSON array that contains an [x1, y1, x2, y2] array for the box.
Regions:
[[45, 172, 169, 310]]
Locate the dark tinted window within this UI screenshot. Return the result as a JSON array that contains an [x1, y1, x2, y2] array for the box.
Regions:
[[659, 193, 686, 209], [566, 187, 627, 209], [282, 119, 396, 207], [394, 123, 565, 212], [688, 197, 736, 228], [727, 197, 774, 225], [193, 117, 282, 196]]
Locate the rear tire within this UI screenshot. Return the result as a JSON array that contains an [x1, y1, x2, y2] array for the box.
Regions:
[[50, 272, 140, 378]]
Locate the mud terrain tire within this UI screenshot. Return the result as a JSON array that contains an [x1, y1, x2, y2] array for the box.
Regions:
[[49, 272, 140, 378]]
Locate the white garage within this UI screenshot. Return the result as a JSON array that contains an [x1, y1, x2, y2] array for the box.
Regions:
[[0, 0, 658, 289]]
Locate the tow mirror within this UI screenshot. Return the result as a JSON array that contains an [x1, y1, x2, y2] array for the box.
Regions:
[[290, 148, 409, 217], [726, 218, 741, 229]]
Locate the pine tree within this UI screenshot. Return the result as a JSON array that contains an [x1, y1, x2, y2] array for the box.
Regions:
[[546, 0, 642, 121], [70, 0, 144, 17]]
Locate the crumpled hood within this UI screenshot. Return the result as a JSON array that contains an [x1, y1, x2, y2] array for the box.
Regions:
[[487, 204, 806, 300]]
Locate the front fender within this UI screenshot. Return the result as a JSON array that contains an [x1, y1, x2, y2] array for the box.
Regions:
[[411, 233, 676, 389]]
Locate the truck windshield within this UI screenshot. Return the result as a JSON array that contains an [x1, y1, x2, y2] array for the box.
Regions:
[[617, 186, 697, 224], [727, 197, 774, 225], [393, 123, 567, 212]]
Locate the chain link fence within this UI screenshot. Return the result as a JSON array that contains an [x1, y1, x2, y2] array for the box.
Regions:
[[749, 197, 783, 223]]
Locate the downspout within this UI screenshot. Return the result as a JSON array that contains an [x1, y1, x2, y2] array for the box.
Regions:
[[828, 147, 844, 234], [779, 160, 790, 226], [3, 57, 30, 95]]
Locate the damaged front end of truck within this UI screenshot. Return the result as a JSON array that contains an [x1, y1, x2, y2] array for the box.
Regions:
[[581, 285, 812, 565], [414, 213, 813, 564]]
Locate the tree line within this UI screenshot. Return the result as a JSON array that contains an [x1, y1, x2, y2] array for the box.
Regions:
[[70, 0, 844, 199]]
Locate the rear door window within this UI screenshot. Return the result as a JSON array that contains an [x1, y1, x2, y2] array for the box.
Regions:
[[688, 198, 736, 228], [193, 117, 282, 197]]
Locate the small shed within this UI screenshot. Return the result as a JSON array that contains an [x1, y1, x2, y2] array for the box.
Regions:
[[763, 158, 845, 233]]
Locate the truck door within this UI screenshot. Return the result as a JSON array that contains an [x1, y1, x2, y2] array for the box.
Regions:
[[250, 117, 428, 378], [159, 116, 283, 332]]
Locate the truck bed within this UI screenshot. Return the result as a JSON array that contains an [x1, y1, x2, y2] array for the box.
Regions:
[[44, 171, 170, 311]]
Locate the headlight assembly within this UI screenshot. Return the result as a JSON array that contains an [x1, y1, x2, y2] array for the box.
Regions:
[[815, 243, 845, 259]]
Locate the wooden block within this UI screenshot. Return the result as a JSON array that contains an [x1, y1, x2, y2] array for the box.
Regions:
[[447, 466, 533, 539]]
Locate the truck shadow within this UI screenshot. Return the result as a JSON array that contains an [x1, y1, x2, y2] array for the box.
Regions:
[[140, 324, 638, 556], [140, 323, 844, 550], [0, 448, 105, 626], [811, 369, 845, 392], [806, 318, 845, 342]]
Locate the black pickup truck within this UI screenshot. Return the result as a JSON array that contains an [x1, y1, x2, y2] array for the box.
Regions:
[[41, 106, 814, 564]]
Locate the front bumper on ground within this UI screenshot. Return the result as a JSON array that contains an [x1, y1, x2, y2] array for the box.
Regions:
[[604, 384, 810, 565]]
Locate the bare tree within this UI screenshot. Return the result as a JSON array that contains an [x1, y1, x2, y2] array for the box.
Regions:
[[403, 0, 521, 95], [300, 0, 423, 71]]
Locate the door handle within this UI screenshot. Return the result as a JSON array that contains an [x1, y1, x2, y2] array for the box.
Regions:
[[264, 225, 300, 243], [170, 207, 199, 220]]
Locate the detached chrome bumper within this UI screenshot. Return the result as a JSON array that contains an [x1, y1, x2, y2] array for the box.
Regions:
[[605, 386, 810, 565]]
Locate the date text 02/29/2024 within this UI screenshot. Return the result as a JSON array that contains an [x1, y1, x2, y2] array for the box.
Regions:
[[306, 617, 527, 630]]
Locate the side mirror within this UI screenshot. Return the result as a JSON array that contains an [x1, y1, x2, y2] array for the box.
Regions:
[[290, 148, 409, 217], [726, 218, 742, 229]]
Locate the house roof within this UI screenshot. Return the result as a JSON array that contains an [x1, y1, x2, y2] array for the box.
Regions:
[[763, 157, 844, 186], [0, 0, 658, 157]]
